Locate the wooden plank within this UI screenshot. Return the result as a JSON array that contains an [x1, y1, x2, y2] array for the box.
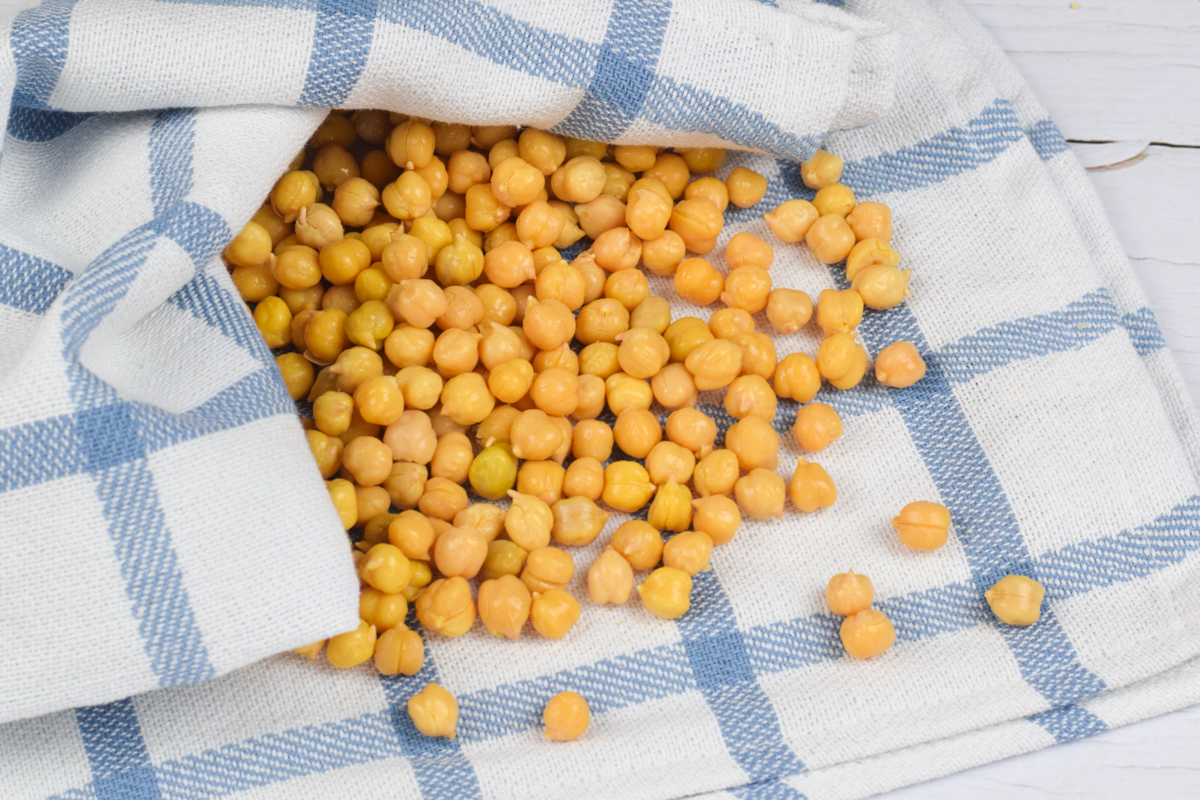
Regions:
[[961, 0, 1200, 145]]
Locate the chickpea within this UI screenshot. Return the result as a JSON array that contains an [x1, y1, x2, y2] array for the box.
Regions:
[[519, 459, 567, 504], [679, 147, 726, 174], [384, 461, 427, 510], [852, 264, 912, 310], [482, 540, 528, 581], [673, 257, 724, 306], [806, 214, 856, 264], [891, 500, 951, 551], [515, 199, 566, 249], [589, 547, 635, 606], [521, 546, 575, 594], [628, 296, 670, 335], [590, 227, 641, 274], [294, 203, 343, 250], [521, 298, 575, 351], [579, 342, 620, 379], [817, 333, 868, 390], [388, 279, 447, 330], [435, 286, 484, 332], [384, 326, 435, 370], [732, 332, 777, 381], [800, 149, 844, 190], [439, 372, 494, 425], [985, 575, 1045, 627], [326, 620, 376, 669], [845, 201, 893, 242], [381, 234, 428, 282], [570, 419, 612, 462], [326, 478, 357, 529], [473, 124, 518, 150], [563, 456, 605, 501], [551, 496, 610, 546], [358, 542, 411, 594], [277, 353, 315, 400], [455, 504, 506, 544], [610, 328, 667, 381], [605, 373, 653, 415], [477, 574, 533, 641], [734, 468, 786, 520], [814, 288, 863, 338], [773, 353, 821, 403], [354, 486, 392, 528], [254, 296, 292, 349], [724, 375, 777, 422], [381, 171, 433, 221], [575, 298, 630, 345], [490, 156, 545, 207], [477, 284, 517, 327], [725, 166, 768, 208], [388, 510, 435, 560], [791, 402, 843, 453], [644, 154, 690, 198], [693, 449, 739, 498], [826, 570, 874, 617], [683, 176, 729, 212], [506, 490, 554, 551], [360, 586, 408, 633], [333, 346, 383, 394], [385, 119, 435, 170], [721, 266, 772, 314], [614, 144, 657, 172], [575, 193, 627, 239], [307, 430, 343, 479], [602, 461, 656, 512], [789, 458, 837, 512], [763, 199, 819, 243], [625, 178, 674, 240], [362, 149, 402, 189], [355, 375, 406, 426], [665, 407, 717, 457], [645, 440, 696, 487], [637, 567, 692, 620], [486, 359, 533, 405], [550, 155, 606, 203], [606, 521, 661, 572], [840, 609, 896, 659], [648, 481, 693, 533], [766, 289, 814, 335], [464, 183, 511, 233], [408, 681, 460, 740], [609, 408, 660, 460], [691, 495, 741, 546], [573, 374, 606, 421], [651, 362, 697, 410], [684, 338, 742, 391], [342, 436, 394, 487], [476, 405, 520, 446], [706, 306, 757, 343], [664, 317, 713, 363], [506, 409, 561, 462], [419, 477, 469, 521], [875, 341, 926, 388], [530, 589, 581, 639], [272, 245, 322, 290], [662, 530, 711, 576], [271, 170, 318, 223], [725, 417, 780, 472], [318, 238, 371, 286], [447, 149, 491, 195], [375, 627, 424, 677], [669, 198, 723, 254], [845, 237, 900, 281], [529, 368, 578, 417], [431, 431, 474, 484], [251, 205, 292, 247], [415, 576, 476, 638], [812, 183, 856, 218]]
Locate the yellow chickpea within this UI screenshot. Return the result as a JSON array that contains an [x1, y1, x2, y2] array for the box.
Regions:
[[615, 327, 669, 381], [852, 264, 912, 310], [792, 402, 843, 452], [588, 548, 634, 605], [592, 227, 642, 273], [673, 257, 724, 306], [826, 570, 874, 617], [648, 480, 693, 533], [733, 332, 778, 380], [644, 153, 690, 198], [669, 198, 724, 254], [662, 530, 712, 575], [691, 494, 741, 546], [408, 682, 459, 739], [487, 359, 533, 405], [605, 372, 653, 415], [521, 546, 575, 595], [433, 524, 488, 579], [415, 576, 476, 637], [384, 462, 427, 511], [844, 238, 900, 281], [606, 521, 661, 572], [650, 362, 697, 410], [875, 341, 926, 388], [719, 266, 772, 314], [679, 147, 726, 174], [363, 149, 402, 189], [516, 199, 566, 249], [343, 436, 394, 487], [812, 183, 856, 218], [325, 620, 376, 669], [380, 234, 428, 282], [800, 149, 844, 190], [358, 542, 411, 594], [572, 419, 614, 461], [892, 501, 952, 551], [573, 374, 607, 421], [509, 409, 564, 462], [530, 589, 582, 640], [814, 288, 863, 338], [563, 457, 605, 501], [272, 245, 322, 290], [464, 183, 511, 233], [419, 477, 469, 522], [985, 575, 1045, 627], [845, 201, 893, 242], [665, 407, 717, 457], [683, 176, 729, 212], [354, 375, 405, 426], [527, 368, 577, 418], [388, 510, 435, 560], [637, 567, 692, 620], [381, 171, 433, 221], [764, 198, 819, 243], [477, 574, 533, 641], [481, 540, 528, 581], [579, 342, 620, 379], [645, 440, 696, 487], [359, 586, 408, 632], [789, 458, 837, 512], [663, 317, 713, 363], [354, 486, 392, 528], [523, 298, 576, 351], [439, 372, 494, 426], [386, 119, 435, 170], [693, 449, 739, 498], [307, 430, 343, 479], [276, 352, 315, 400], [374, 626, 425, 677], [395, 367, 443, 413], [724, 375, 777, 422], [734, 468, 786, 520], [639, 231, 685, 278], [817, 333, 868, 390], [684, 338, 742, 391], [766, 289, 813, 335], [602, 461, 656, 513], [476, 284, 517, 327], [505, 490, 554, 551], [604, 269, 650, 312], [625, 178, 674, 240], [841, 609, 896, 659], [725, 416, 780, 472], [551, 155, 606, 203], [253, 296, 292, 349], [576, 192, 628, 239], [332, 346, 382, 393], [576, 298, 631, 345], [447, 149, 491, 195], [491, 156, 545, 207], [806, 214, 856, 264], [519, 459, 567, 504], [725, 166, 768, 208], [270, 170, 319, 223], [613, 144, 657, 172]]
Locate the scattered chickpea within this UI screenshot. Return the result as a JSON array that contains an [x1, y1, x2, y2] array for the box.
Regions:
[[693, 449, 740, 498], [326, 620, 377, 669], [800, 149, 844, 190], [637, 567, 692, 620], [588, 548, 634, 605], [985, 575, 1045, 627], [482, 540, 528, 581], [826, 571, 874, 617], [773, 353, 821, 403], [725, 416, 780, 472], [891, 501, 952, 551], [766, 288, 813, 335], [840, 609, 896, 659], [650, 362, 697, 410], [875, 341, 927, 388], [734, 468, 786, 520], [845, 237, 899, 281], [408, 683, 459, 739], [375, 627, 424, 676], [613, 408, 663, 459], [645, 440, 696, 486], [792, 402, 844, 452], [845, 201, 893, 242], [415, 576, 476, 637], [788, 458, 837, 512], [602, 461, 656, 512], [477, 574, 533, 640], [648, 480, 693, 532], [506, 490, 554, 551], [817, 333, 868, 391], [551, 496, 610, 546], [684, 338, 742, 391], [763, 199, 819, 243], [530, 588, 582, 639], [563, 457, 605, 501], [724, 375, 778, 422], [852, 264, 912, 310], [691, 495, 741, 545], [543, 691, 591, 742], [610, 520, 664, 571], [673, 257, 724, 305], [665, 407, 717, 457]]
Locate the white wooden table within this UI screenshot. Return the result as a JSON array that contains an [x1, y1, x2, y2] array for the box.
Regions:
[[883, 1, 1200, 796]]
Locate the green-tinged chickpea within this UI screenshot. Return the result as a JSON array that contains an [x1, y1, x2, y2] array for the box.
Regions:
[[604, 269, 650, 312], [413, 156, 448, 201], [812, 183, 856, 218], [381, 234, 429, 282], [375, 626, 424, 677], [845, 201, 893, 242], [491, 156, 545, 207], [433, 239, 484, 286], [734, 468, 786, 520], [638, 567, 692, 620], [774, 353, 821, 403], [508, 408, 562, 462], [708, 308, 755, 340], [792, 402, 843, 452], [766, 288, 813, 335], [625, 177, 674, 240], [384, 325, 435, 370], [726, 166, 768, 208], [609, 520, 662, 572], [224, 220, 272, 267], [276, 352, 314, 401], [343, 436, 394, 487], [530, 588, 581, 639], [720, 266, 772, 314], [789, 458, 837, 512], [384, 461, 427, 511], [841, 609, 896, 659], [332, 178, 381, 227], [806, 214, 856, 264], [388, 510, 435, 560], [518, 459, 566, 504], [575, 298, 630, 346], [817, 333, 868, 390], [464, 183, 511, 232], [575, 193, 627, 239], [664, 317, 714, 363], [669, 198, 723, 254], [476, 284, 517, 327], [362, 149, 402, 189], [588, 547, 634, 605], [477, 574, 533, 641], [535, 262, 586, 312], [725, 416, 780, 472], [327, 478, 357, 529], [355, 486, 391, 528], [354, 268, 394, 305], [434, 524, 488, 579], [663, 530, 711, 575], [416, 576, 476, 638], [648, 481, 693, 533], [732, 332, 778, 380], [605, 373, 653, 415], [530, 368, 579, 417], [322, 284, 361, 316], [645, 440, 696, 486], [552, 496, 610, 546], [550, 155, 606, 203], [651, 362, 697, 411], [383, 409, 437, 464], [360, 587, 408, 632], [693, 449, 739, 498], [304, 308, 349, 363], [345, 299, 394, 350], [985, 575, 1045, 627], [845, 238, 900, 281], [359, 542, 410, 594], [271, 170, 319, 223], [673, 257, 724, 306], [253, 296, 291, 349], [516, 199, 566, 249], [692, 494, 741, 546], [431, 432, 473, 484], [875, 341, 926, 388], [614, 144, 657, 172], [815, 288, 864, 337], [726, 232, 774, 272], [319, 237, 371, 286], [232, 263, 278, 303], [455, 504, 506, 543], [419, 476, 469, 521], [432, 328, 480, 378], [892, 500, 952, 551], [447, 149, 491, 195], [679, 147, 726, 174], [307, 429, 343, 479], [489, 359, 535, 404], [644, 153, 690, 198], [613, 408, 662, 459], [764, 198, 819, 243], [563, 457, 605, 501], [326, 620, 376, 669], [826, 570, 874, 617], [522, 298, 576, 351], [684, 338, 742, 391], [386, 119, 435, 170], [252, 204, 292, 247], [684, 176, 729, 212], [852, 264, 912, 310], [505, 490, 554, 551], [724, 375, 777, 422], [389, 279, 447, 330], [664, 407, 717, 458], [800, 149, 844, 190], [521, 546, 575, 594], [602, 461, 656, 513], [482, 540, 528, 582], [354, 375, 405, 426], [616, 327, 670, 380]]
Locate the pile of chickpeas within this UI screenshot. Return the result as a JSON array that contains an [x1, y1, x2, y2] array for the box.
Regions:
[[228, 110, 1046, 743]]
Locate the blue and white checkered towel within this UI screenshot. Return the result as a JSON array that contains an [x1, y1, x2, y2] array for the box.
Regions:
[[2, 1, 1198, 798]]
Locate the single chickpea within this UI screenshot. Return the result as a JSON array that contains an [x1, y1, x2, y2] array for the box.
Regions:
[[551, 496, 610, 546], [506, 490, 554, 551], [651, 363, 697, 410], [764, 199, 819, 243], [579, 342, 620, 379], [812, 183, 856, 218], [386, 119, 435, 170], [319, 237, 371, 285], [384, 326, 435, 370], [691, 495, 741, 546], [732, 332, 779, 379], [625, 178, 674, 240], [359, 586, 408, 632], [388, 279, 447, 329], [573, 374, 607, 421], [789, 458, 837, 512], [482, 540, 528, 581], [476, 574, 533, 641], [388, 510, 435, 560], [614, 327, 669, 381], [826, 571, 874, 617], [815, 288, 864, 338], [359, 222, 400, 261], [608, 521, 662, 572], [447, 149, 491, 195], [614, 144, 658, 172], [875, 341, 926, 388], [307, 430, 343, 479], [592, 227, 642, 272], [522, 298, 575, 351], [669, 198, 723, 254], [602, 461, 656, 513], [530, 589, 581, 639], [725, 416, 780, 472], [430, 431, 474, 484], [354, 486, 392, 528], [384, 462, 427, 511], [408, 682, 459, 740], [380, 234, 428, 282], [817, 333, 868, 390], [684, 338, 742, 391], [519, 459, 567, 504], [662, 530, 712, 575], [436, 285, 485, 331], [415, 576, 476, 637], [362, 149, 402, 189], [476, 404, 520, 446], [333, 178, 382, 227], [582, 547, 635, 608], [576, 256, 607, 305], [455, 504, 506, 543], [354, 267, 394, 303], [605, 373, 654, 415], [464, 183, 511, 232], [734, 468, 786, 520], [985, 575, 1045, 627], [845, 238, 900, 281], [488, 359, 534, 405], [648, 480, 693, 533], [792, 402, 843, 453], [254, 296, 292, 349], [644, 153, 690, 198], [343, 436, 394, 487], [637, 567, 692, 620], [550, 155, 606, 203], [852, 264, 912, 310], [509, 409, 564, 461], [528, 368, 578, 418], [439, 372, 494, 425], [604, 269, 650, 313], [721, 266, 772, 314], [841, 609, 896, 659], [281, 285, 325, 318], [806, 214, 856, 264], [725, 166, 768, 208], [629, 295, 671, 335], [563, 457, 605, 501], [294, 203, 344, 249], [272, 245, 322, 290], [575, 298, 631, 345], [679, 147, 726, 174], [516, 128, 566, 175], [766, 288, 814, 335], [665, 407, 717, 457], [516, 199, 566, 249], [358, 543, 411, 594], [354, 375, 405, 426], [374, 627, 425, 677], [419, 477, 469, 522], [533, 262, 586, 312], [724, 375, 777, 422], [381, 171, 433, 221], [491, 156, 545, 207], [476, 284, 517, 326], [521, 546, 575, 595], [338, 409, 381, 446], [725, 233, 774, 273], [664, 316, 714, 362], [433, 525, 489, 579], [693, 449, 739, 497], [332, 345, 382, 393], [800, 149, 844, 190], [845, 201, 892, 242], [575, 193, 628, 239], [683, 176, 729, 212], [345, 300, 394, 351], [572, 419, 614, 461], [473, 124, 519, 149], [277, 353, 315, 400], [673, 257, 724, 306], [434, 240, 485, 286], [326, 620, 376, 669], [271, 170, 318, 223], [322, 282, 361, 316], [772, 353, 820, 403], [891, 501, 952, 551]]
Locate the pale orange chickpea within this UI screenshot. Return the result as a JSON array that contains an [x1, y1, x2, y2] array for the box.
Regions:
[[725, 166, 768, 208], [673, 258, 724, 306]]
